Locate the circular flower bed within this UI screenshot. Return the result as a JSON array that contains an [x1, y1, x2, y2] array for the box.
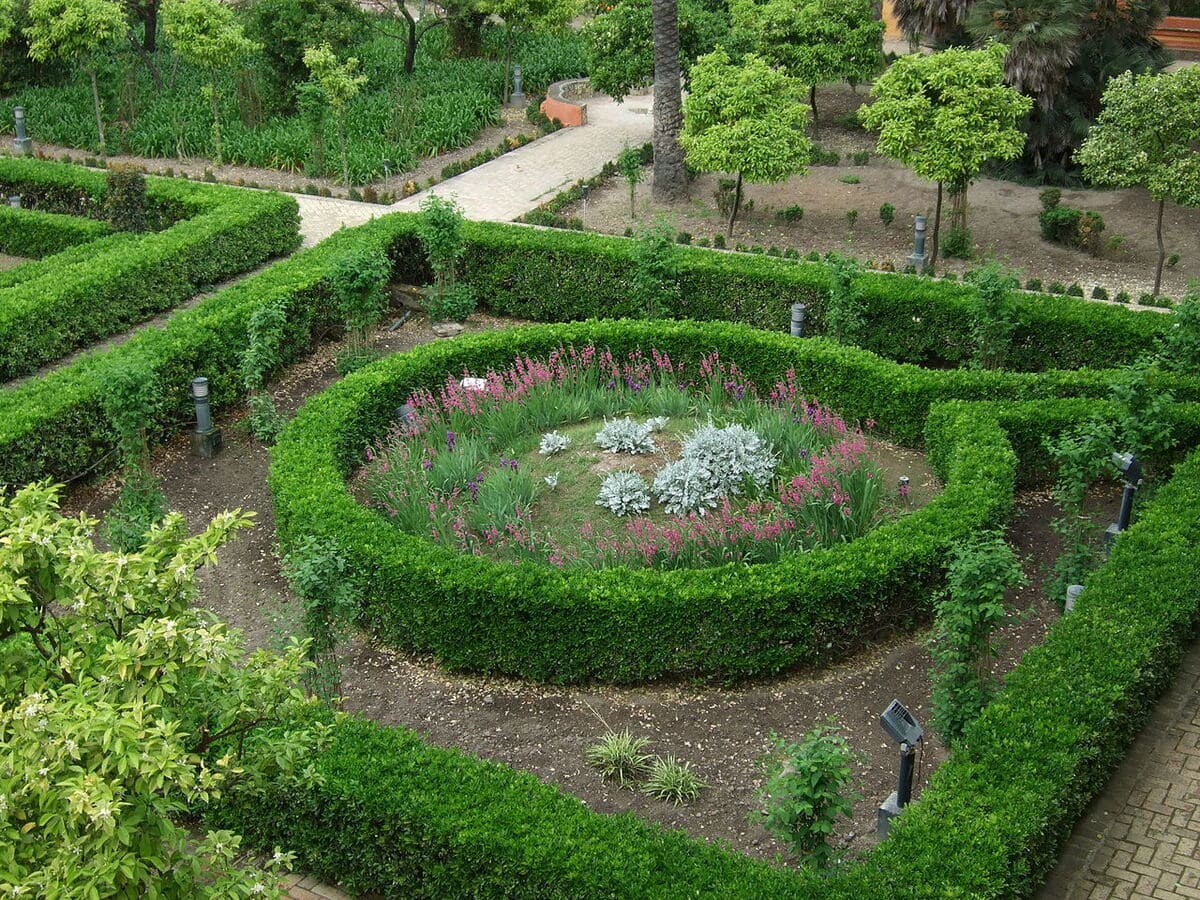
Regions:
[[271, 320, 1016, 682], [363, 346, 892, 570]]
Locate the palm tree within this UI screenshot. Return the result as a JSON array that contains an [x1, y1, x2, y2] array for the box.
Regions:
[[651, 0, 688, 201], [892, 0, 973, 46]]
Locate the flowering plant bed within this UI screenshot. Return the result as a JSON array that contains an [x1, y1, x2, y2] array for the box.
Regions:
[[364, 347, 896, 570], [271, 319, 1016, 683]]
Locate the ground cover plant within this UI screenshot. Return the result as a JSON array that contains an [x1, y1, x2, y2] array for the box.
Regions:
[[365, 345, 886, 568], [1, 13, 585, 183]]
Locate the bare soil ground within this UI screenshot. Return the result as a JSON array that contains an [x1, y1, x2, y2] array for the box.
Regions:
[[565, 84, 1200, 301], [25, 106, 539, 201], [0, 253, 25, 270], [61, 307, 1123, 869]]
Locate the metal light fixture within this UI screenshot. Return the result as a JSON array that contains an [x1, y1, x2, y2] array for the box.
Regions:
[[1104, 452, 1142, 552], [878, 699, 924, 837], [7, 195, 20, 209], [190, 377, 223, 458], [790, 302, 807, 337], [13, 106, 32, 155], [1065, 584, 1084, 613], [898, 475, 910, 501], [907, 215, 929, 275]]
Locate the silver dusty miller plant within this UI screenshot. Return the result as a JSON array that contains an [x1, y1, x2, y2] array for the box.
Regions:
[[595, 417, 658, 454], [596, 471, 652, 516], [681, 423, 777, 495], [653, 458, 723, 515], [653, 423, 777, 514], [539, 431, 572, 455]]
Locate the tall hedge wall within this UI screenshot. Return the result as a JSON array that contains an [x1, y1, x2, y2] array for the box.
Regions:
[[0, 205, 112, 258], [0, 158, 300, 381]]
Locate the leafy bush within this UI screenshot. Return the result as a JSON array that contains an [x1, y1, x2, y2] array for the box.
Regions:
[[102, 466, 169, 553], [652, 457, 725, 515], [941, 226, 972, 259], [879, 202, 895, 226], [838, 174, 861, 185], [0, 206, 111, 257], [757, 724, 860, 867], [596, 470, 652, 516], [929, 533, 1025, 740], [1038, 205, 1105, 254], [538, 431, 572, 455], [630, 220, 681, 317], [777, 205, 805, 223], [1091, 286, 1109, 301], [104, 162, 149, 232], [679, 422, 777, 496], [1159, 287, 1200, 373]]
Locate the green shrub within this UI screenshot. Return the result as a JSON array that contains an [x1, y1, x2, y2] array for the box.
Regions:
[[851, 150, 870, 165], [1048, 281, 1067, 294], [642, 756, 706, 805], [1066, 282, 1084, 297], [941, 226, 972, 259], [1091, 286, 1109, 301], [1114, 290, 1131, 304], [1038, 205, 1105, 254], [878, 202, 895, 226], [104, 163, 149, 233], [757, 723, 860, 867], [0, 206, 111, 257], [777, 205, 804, 223], [585, 730, 652, 787], [1039, 187, 1062, 211], [1025, 278, 1042, 291], [838, 174, 861, 185]]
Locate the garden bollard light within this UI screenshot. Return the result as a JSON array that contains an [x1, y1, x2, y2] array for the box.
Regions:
[[510, 65, 525, 106], [190, 377, 223, 458], [1065, 584, 1084, 613], [790, 302, 807, 337], [907, 215, 928, 275], [877, 699, 924, 838], [13, 107, 32, 155], [7, 195, 20, 209], [898, 475, 910, 502], [1104, 452, 1141, 553]]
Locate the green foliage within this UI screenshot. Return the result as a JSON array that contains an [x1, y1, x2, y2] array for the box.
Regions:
[[778, 204, 804, 223], [1159, 286, 1200, 374], [878, 202, 895, 226], [0, 158, 300, 381], [0, 481, 328, 897], [104, 163, 149, 233], [757, 723, 861, 867], [940, 225, 972, 259], [162, 0, 261, 167], [823, 253, 864, 345], [642, 755, 706, 805], [416, 194, 476, 322], [0, 206, 111, 258], [583, 0, 728, 102], [1039, 188, 1062, 211], [733, 0, 882, 121], [283, 535, 360, 699], [617, 145, 644, 217], [328, 244, 390, 348], [1044, 421, 1110, 603], [630, 219, 681, 318], [929, 533, 1024, 740], [838, 173, 860, 185], [682, 50, 812, 234], [964, 263, 1018, 370], [1038, 205, 1105, 254], [585, 729, 652, 787], [303, 43, 367, 186], [102, 466, 169, 552]]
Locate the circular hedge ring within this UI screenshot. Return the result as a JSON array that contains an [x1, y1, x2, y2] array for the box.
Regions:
[[271, 320, 1016, 683]]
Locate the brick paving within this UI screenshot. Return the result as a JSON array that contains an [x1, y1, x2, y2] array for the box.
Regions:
[[1037, 637, 1200, 900]]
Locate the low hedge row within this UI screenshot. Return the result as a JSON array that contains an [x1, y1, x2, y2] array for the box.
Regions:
[[270, 320, 1018, 683], [217, 438, 1200, 898], [0, 205, 111, 257], [387, 220, 1169, 372], [0, 159, 300, 380]]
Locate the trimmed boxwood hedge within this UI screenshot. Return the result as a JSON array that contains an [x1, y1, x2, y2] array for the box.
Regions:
[[214, 438, 1200, 898], [0, 205, 112, 258], [0, 158, 300, 381], [270, 320, 1018, 683]]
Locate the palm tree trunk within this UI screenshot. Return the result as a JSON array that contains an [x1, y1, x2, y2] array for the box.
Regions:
[[726, 171, 742, 237], [1154, 197, 1165, 297], [651, 0, 687, 201], [931, 181, 943, 265], [89, 68, 107, 155]]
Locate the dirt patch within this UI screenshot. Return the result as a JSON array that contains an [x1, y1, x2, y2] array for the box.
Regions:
[[564, 84, 1200, 301], [64, 308, 1120, 869], [30, 106, 540, 202], [0, 253, 27, 271]]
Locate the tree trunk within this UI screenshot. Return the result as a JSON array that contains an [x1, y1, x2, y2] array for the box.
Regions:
[[403, 8, 418, 75], [931, 181, 943, 265], [142, 0, 158, 53], [1154, 197, 1165, 297], [338, 112, 349, 187], [726, 171, 742, 237], [208, 80, 224, 166], [808, 85, 818, 131], [89, 69, 107, 155], [949, 181, 968, 232], [651, 0, 687, 201]]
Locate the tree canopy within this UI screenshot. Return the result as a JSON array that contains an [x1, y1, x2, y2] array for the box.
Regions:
[[1077, 66, 1200, 295], [858, 44, 1031, 260], [0, 481, 329, 897], [162, 0, 260, 70], [682, 49, 812, 233], [731, 0, 883, 123]]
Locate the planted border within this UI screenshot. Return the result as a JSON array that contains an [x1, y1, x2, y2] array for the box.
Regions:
[[0, 205, 112, 258], [224, 411, 1200, 898], [0, 158, 300, 380], [271, 320, 1017, 683]]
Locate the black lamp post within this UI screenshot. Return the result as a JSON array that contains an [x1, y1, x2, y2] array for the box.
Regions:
[[190, 377, 223, 458], [1104, 452, 1142, 552], [877, 699, 924, 837], [790, 302, 807, 337]]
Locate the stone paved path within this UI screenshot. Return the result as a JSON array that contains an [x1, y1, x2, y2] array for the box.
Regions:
[[292, 90, 653, 246], [1036, 637, 1200, 900]]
